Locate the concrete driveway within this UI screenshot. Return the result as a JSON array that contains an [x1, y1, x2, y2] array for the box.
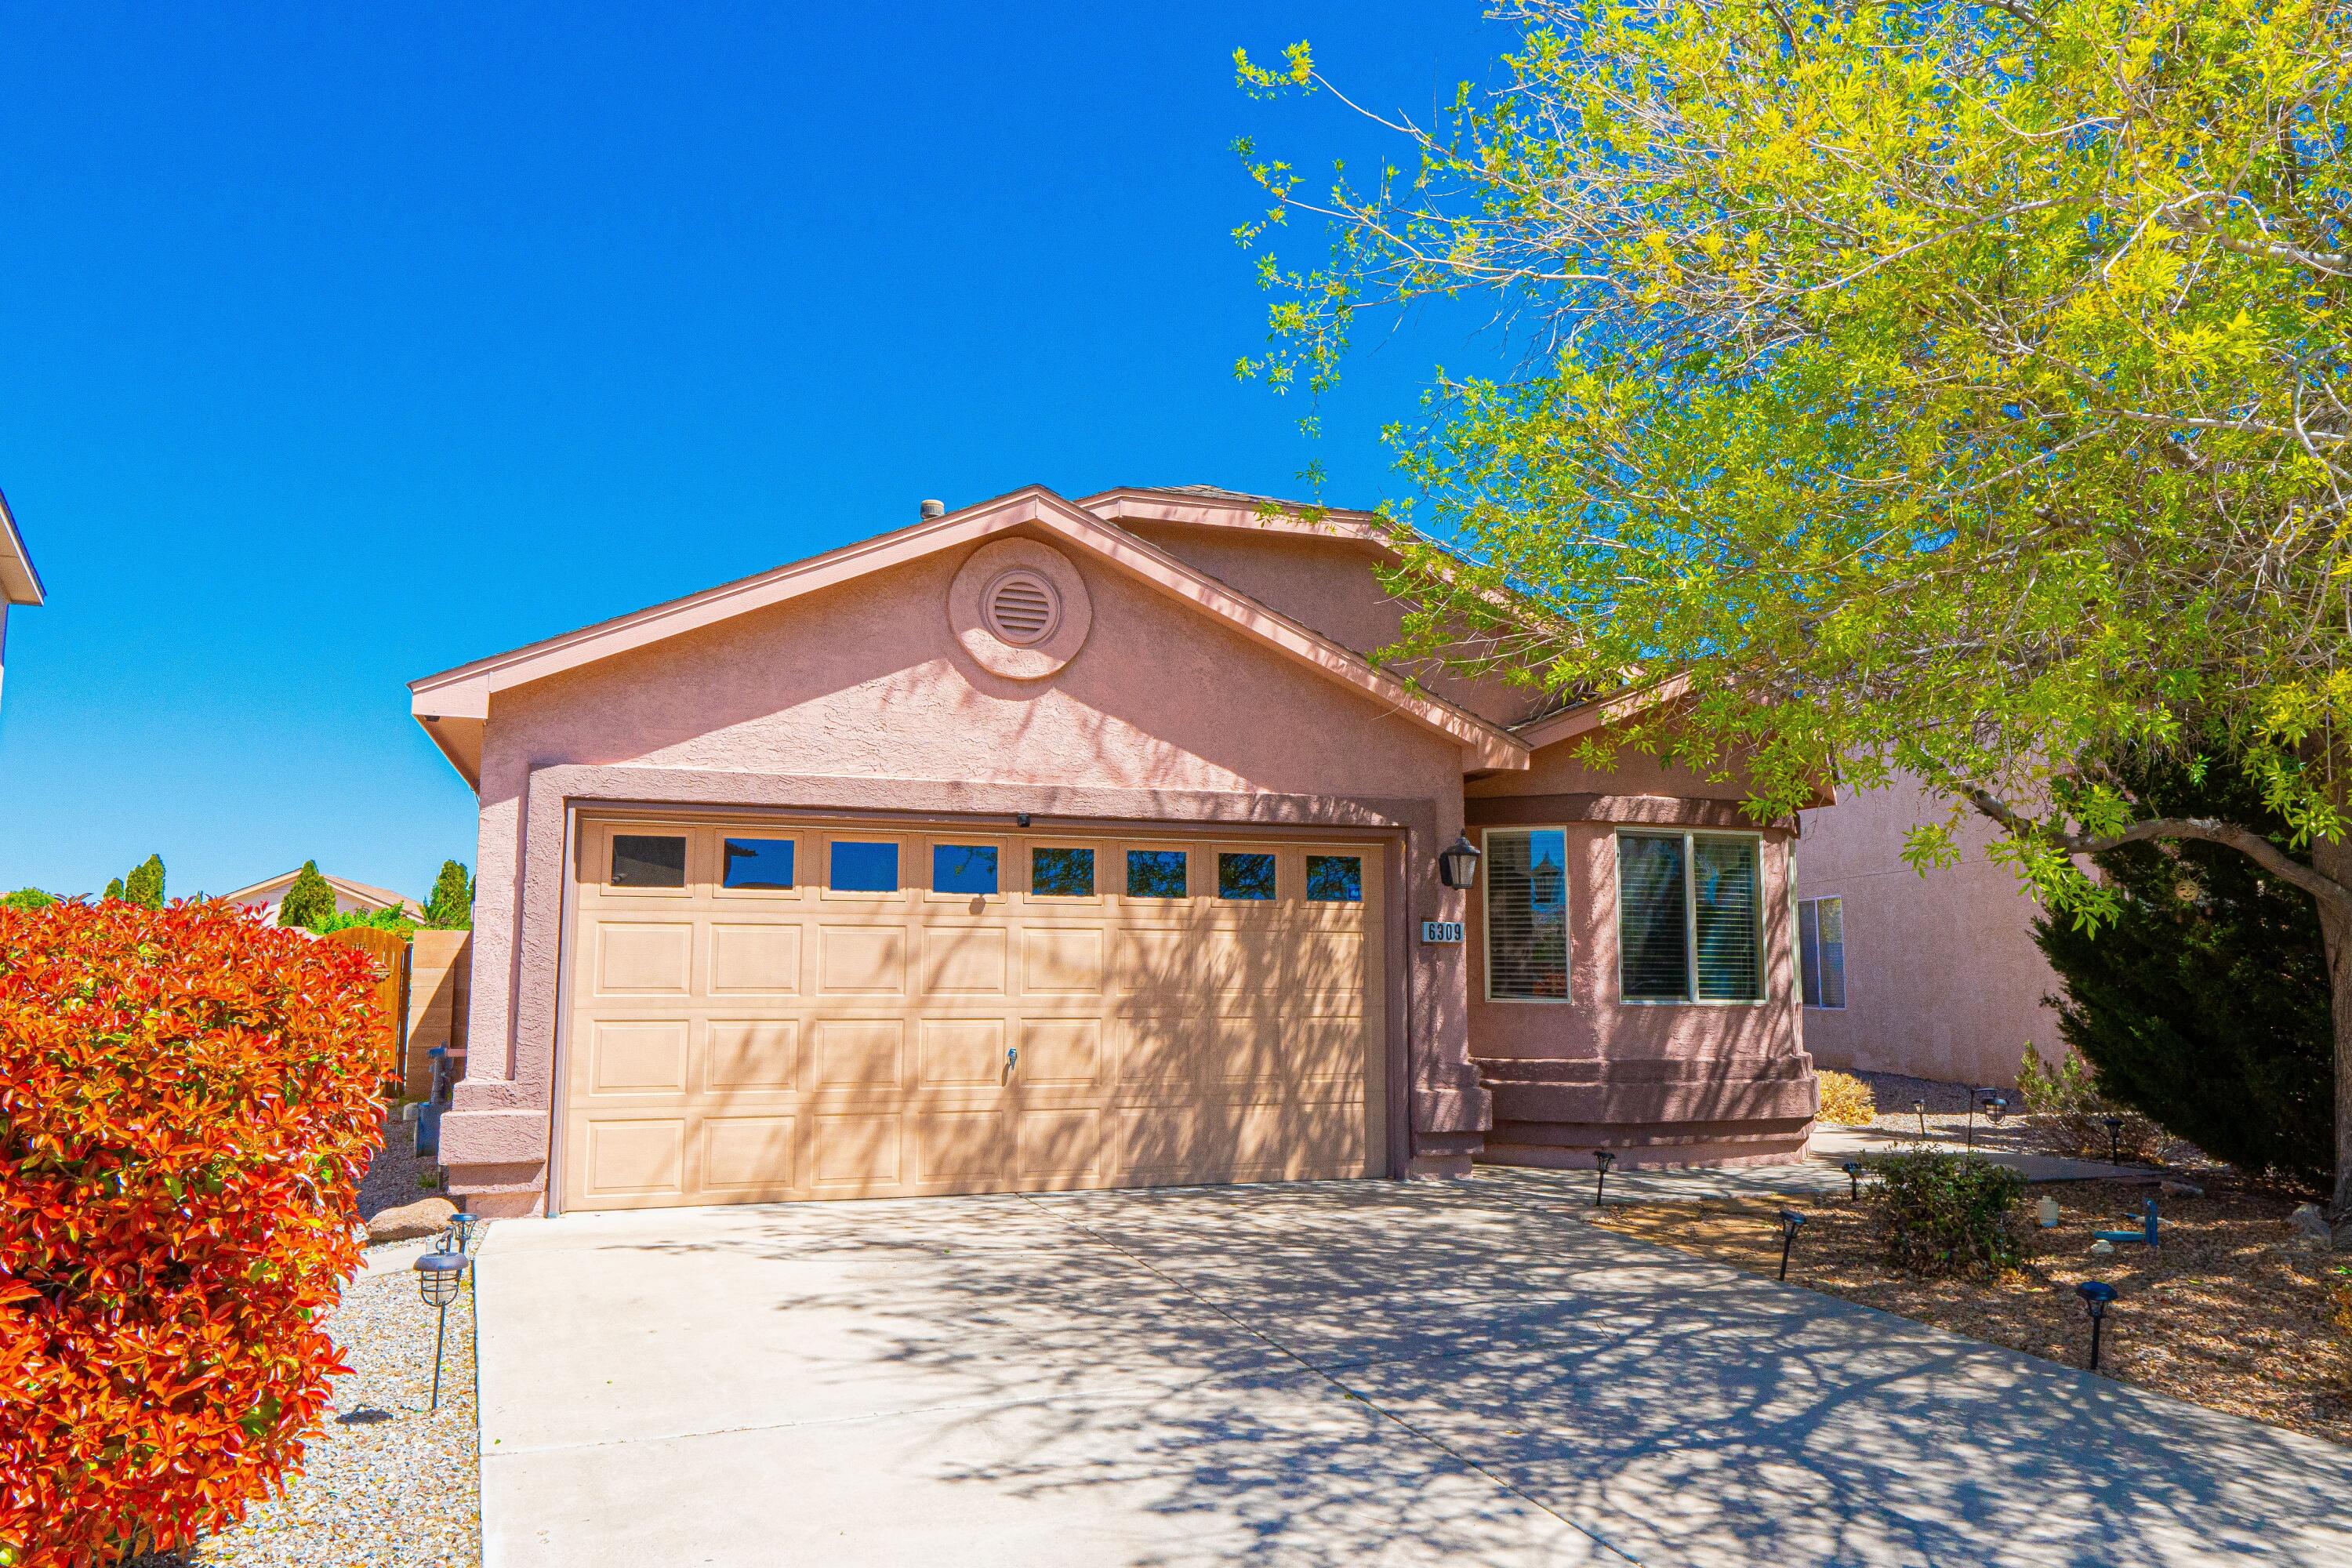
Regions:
[[477, 1174, 2352, 1566]]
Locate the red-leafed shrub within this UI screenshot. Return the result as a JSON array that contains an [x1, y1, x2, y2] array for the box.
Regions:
[[0, 899, 388, 1567]]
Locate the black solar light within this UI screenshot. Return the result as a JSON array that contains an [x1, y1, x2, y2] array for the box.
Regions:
[[2077, 1280, 2118, 1371], [1437, 833, 1483, 891], [415, 1251, 467, 1411], [1913, 1099, 1928, 1138], [445, 1211, 481, 1254], [1842, 1160, 1863, 1201], [1592, 1149, 1617, 1208], [1777, 1208, 1807, 1280], [2103, 1116, 2124, 1166]]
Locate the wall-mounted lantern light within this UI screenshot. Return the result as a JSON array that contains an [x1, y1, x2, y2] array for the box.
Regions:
[[1438, 833, 1482, 891], [2077, 1279, 2118, 1370], [415, 1251, 467, 1411], [1592, 1149, 1616, 1208], [1777, 1208, 1807, 1280]]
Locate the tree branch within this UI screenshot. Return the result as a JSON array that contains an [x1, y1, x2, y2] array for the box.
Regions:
[[1961, 787, 2352, 911]]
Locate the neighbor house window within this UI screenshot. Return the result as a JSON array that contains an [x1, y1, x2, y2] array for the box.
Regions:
[[1618, 831, 1764, 1003], [932, 844, 999, 895], [720, 837, 794, 890], [1126, 848, 1188, 898], [1218, 852, 1276, 901], [1485, 829, 1569, 1000], [829, 840, 898, 892], [1305, 855, 1362, 903], [612, 834, 686, 888], [1031, 847, 1094, 897], [1798, 895, 1847, 1009]]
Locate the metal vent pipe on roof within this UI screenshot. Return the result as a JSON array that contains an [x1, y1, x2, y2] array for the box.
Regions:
[[919, 499, 946, 520]]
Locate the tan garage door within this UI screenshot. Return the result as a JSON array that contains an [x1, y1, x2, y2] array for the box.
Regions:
[[558, 815, 1388, 1211]]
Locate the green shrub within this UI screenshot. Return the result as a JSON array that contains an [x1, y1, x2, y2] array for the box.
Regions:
[[0, 889, 56, 913], [422, 859, 473, 929], [1865, 1152, 2028, 1277], [315, 906, 417, 936], [2028, 736, 2332, 1188], [276, 861, 337, 931], [2016, 1044, 2169, 1163]]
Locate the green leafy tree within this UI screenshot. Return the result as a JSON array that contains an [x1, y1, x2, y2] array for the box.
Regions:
[[102, 878, 125, 903], [1236, 2, 2352, 1229], [423, 859, 473, 929], [276, 861, 338, 931], [123, 853, 165, 910], [2031, 743, 2334, 1187]]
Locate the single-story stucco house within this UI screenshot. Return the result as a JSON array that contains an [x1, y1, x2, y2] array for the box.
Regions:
[[0, 485, 44, 713], [410, 485, 1820, 1217]]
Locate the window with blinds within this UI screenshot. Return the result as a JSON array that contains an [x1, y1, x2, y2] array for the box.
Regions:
[[1617, 833, 1689, 1000], [1484, 829, 1570, 1000], [1617, 830, 1767, 1002], [1798, 895, 1846, 1009]]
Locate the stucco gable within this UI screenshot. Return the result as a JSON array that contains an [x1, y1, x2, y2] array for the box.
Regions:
[[410, 485, 1529, 786]]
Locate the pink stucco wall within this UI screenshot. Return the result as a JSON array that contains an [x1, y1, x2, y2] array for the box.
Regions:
[[445, 526, 1486, 1209], [1120, 522, 1551, 730], [1796, 772, 2063, 1090], [1462, 741, 1817, 1167]]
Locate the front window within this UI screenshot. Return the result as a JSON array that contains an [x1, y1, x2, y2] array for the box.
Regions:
[[1798, 895, 1847, 1008], [1617, 831, 1765, 1003], [1485, 829, 1569, 1000]]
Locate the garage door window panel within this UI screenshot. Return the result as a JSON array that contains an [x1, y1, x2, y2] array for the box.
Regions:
[[827, 839, 901, 895], [1217, 851, 1277, 902], [1126, 848, 1189, 899], [720, 837, 797, 893], [931, 842, 1001, 898], [612, 833, 688, 890], [1029, 845, 1098, 900], [1305, 855, 1363, 903]]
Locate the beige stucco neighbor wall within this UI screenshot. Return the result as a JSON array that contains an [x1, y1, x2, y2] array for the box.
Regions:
[[442, 528, 1484, 1212], [1796, 772, 2063, 1090]]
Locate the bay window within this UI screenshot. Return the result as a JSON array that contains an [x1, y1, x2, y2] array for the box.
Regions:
[[1617, 831, 1766, 1003]]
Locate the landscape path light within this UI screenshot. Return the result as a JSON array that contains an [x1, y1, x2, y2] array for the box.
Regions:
[[2104, 1116, 2124, 1167], [445, 1211, 481, 1254], [1842, 1160, 1863, 1202], [1592, 1149, 1616, 1208], [1984, 1093, 2009, 1125], [1913, 1100, 1928, 1139], [1777, 1208, 1807, 1281], [414, 1251, 467, 1411], [2076, 1280, 2118, 1371]]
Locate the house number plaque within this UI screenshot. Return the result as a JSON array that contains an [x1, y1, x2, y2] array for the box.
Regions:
[[1421, 920, 1465, 945]]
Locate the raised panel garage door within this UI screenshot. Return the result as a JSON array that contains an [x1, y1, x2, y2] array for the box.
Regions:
[[560, 815, 1388, 1211]]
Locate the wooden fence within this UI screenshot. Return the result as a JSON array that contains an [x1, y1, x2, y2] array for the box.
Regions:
[[324, 926, 412, 1089]]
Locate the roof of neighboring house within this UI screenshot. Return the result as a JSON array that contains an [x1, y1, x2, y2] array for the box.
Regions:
[[220, 869, 425, 918], [0, 487, 45, 607], [408, 484, 1533, 786]]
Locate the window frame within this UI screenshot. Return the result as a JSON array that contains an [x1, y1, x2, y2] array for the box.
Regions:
[[607, 829, 690, 892], [1614, 829, 1769, 1007], [1797, 894, 1847, 1010], [926, 837, 1004, 902], [821, 833, 905, 899], [1480, 826, 1574, 1005], [713, 834, 799, 898], [1025, 842, 1102, 902], [1121, 844, 1192, 902]]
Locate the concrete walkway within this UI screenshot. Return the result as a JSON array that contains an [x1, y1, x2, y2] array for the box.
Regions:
[[476, 1176, 2351, 1566]]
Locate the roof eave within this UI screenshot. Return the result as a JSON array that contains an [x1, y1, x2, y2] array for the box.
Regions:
[[0, 488, 45, 607]]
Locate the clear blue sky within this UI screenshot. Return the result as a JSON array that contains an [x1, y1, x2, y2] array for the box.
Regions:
[[0, 2, 1506, 902]]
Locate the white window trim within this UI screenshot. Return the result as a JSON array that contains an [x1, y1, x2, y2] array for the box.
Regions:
[[1614, 829, 1769, 1007], [1481, 826, 1574, 1005]]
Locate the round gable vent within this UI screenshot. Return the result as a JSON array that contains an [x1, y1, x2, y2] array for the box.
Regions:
[[982, 569, 1061, 646]]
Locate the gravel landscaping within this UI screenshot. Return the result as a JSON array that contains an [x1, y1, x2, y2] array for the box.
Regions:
[[1592, 1174, 2352, 1448], [138, 1123, 482, 1567]]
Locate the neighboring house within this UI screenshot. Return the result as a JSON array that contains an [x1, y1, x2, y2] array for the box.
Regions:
[[410, 485, 1820, 1218], [1795, 771, 2063, 1091], [0, 486, 45, 712], [220, 869, 426, 925]]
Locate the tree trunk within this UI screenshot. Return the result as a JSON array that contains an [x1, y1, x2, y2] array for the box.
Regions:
[[2307, 837, 2352, 1242]]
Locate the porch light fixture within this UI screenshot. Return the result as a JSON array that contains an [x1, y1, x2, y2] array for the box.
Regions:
[[2076, 1280, 2118, 1371], [415, 1251, 467, 1411], [1777, 1208, 1807, 1280], [1592, 1149, 1616, 1208], [1437, 834, 1483, 891], [1842, 1160, 1863, 1201]]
